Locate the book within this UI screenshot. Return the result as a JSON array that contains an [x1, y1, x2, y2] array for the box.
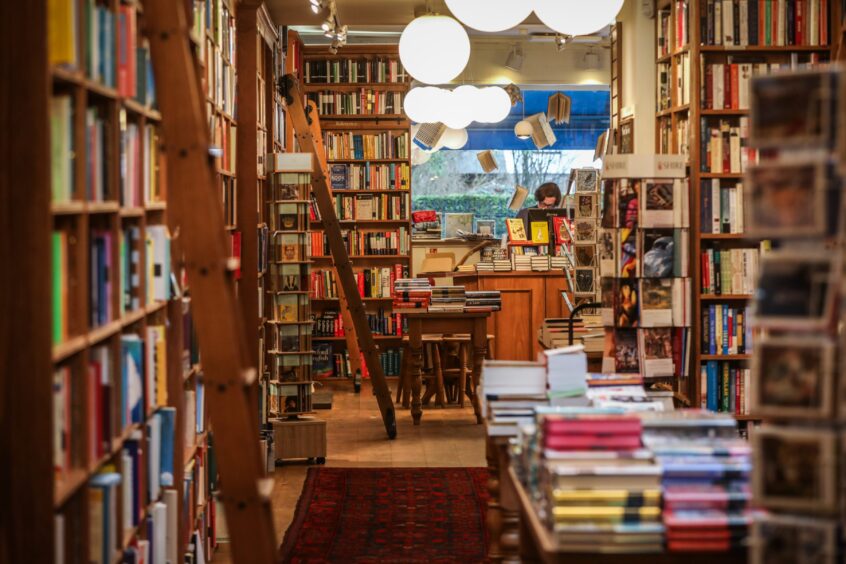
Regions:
[[506, 218, 528, 241], [508, 185, 529, 211]]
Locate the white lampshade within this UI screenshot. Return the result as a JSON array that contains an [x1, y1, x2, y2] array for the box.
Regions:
[[404, 86, 448, 123], [476, 87, 512, 123], [452, 85, 479, 115], [514, 119, 533, 140], [441, 127, 469, 149], [399, 15, 471, 84], [444, 0, 533, 32], [534, 0, 623, 36]]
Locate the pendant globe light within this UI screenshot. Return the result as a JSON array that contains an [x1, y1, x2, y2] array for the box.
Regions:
[[399, 15, 471, 85], [534, 0, 624, 37], [444, 0, 533, 32], [514, 98, 532, 140]]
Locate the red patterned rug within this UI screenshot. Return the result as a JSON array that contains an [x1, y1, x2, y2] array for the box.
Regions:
[[280, 467, 490, 563]]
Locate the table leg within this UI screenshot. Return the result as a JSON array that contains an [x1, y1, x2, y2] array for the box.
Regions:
[[471, 318, 487, 424], [486, 439, 505, 562], [409, 320, 424, 425]]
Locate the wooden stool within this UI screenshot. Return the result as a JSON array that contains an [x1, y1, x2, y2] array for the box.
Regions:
[[396, 335, 445, 408], [436, 334, 496, 407]]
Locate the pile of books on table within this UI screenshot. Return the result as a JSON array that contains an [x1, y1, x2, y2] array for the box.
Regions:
[[475, 261, 494, 272], [464, 290, 502, 312], [480, 360, 549, 437], [586, 373, 667, 412], [411, 210, 442, 240], [537, 411, 665, 553], [550, 255, 570, 270], [493, 258, 512, 272], [428, 286, 466, 312], [512, 254, 532, 271], [641, 411, 752, 552], [543, 345, 589, 408], [392, 278, 431, 312], [531, 256, 551, 271]]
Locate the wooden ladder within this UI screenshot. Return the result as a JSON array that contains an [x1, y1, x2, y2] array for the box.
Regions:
[[144, 0, 278, 562]]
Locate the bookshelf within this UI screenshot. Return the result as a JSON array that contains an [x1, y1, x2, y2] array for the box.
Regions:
[[653, 0, 840, 415], [299, 44, 412, 382], [13, 0, 243, 561]]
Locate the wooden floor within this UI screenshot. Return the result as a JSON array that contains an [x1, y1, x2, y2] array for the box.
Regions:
[[211, 382, 487, 563]]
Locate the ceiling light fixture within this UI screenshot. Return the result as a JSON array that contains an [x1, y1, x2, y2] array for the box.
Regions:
[[399, 14, 470, 85], [514, 98, 531, 140], [504, 44, 523, 72], [444, 0, 533, 32], [534, 0, 624, 37]]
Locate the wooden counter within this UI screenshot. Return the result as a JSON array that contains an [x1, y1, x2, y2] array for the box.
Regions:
[[453, 272, 570, 361]]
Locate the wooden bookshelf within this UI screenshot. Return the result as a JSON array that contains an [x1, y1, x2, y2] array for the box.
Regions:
[[654, 0, 839, 415], [7, 0, 243, 560], [297, 43, 412, 382]]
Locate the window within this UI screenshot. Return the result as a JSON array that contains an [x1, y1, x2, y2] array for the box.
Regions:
[[412, 149, 598, 235]]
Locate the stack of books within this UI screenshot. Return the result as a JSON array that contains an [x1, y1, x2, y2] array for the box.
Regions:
[[456, 264, 476, 273], [538, 412, 665, 553], [392, 278, 432, 312], [493, 258, 512, 272], [531, 255, 551, 271], [641, 411, 751, 552], [480, 360, 549, 437], [464, 290, 501, 312], [543, 346, 590, 407], [585, 373, 667, 412], [411, 210, 442, 240], [512, 254, 532, 271], [475, 260, 494, 272], [551, 255, 570, 270], [428, 286, 466, 312]]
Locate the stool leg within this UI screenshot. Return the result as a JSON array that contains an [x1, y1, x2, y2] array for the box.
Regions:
[[459, 343, 467, 408], [434, 343, 446, 407]]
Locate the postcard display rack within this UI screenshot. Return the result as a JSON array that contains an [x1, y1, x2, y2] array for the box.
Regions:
[[739, 68, 846, 562], [654, 0, 839, 420], [599, 155, 693, 393], [300, 44, 412, 382], [567, 168, 604, 306]]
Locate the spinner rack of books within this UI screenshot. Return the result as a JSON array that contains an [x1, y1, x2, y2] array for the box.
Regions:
[[47, 0, 219, 561], [599, 155, 693, 395], [653, 0, 839, 417], [264, 153, 316, 418], [743, 67, 846, 562], [299, 44, 412, 382]]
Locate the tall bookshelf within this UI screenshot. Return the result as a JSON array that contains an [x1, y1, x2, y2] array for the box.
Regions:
[[654, 0, 839, 415], [16, 0, 241, 560], [299, 44, 412, 382]]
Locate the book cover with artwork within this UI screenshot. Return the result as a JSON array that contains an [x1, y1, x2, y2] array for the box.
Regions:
[[506, 218, 528, 241]]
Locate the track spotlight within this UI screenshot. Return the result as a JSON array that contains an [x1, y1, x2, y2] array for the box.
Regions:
[[554, 33, 572, 52]]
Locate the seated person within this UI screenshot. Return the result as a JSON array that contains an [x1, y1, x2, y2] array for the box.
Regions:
[[517, 182, 563, 231]]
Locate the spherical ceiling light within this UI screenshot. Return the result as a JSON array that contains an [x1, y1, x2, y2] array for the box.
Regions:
[[444, 0, 533, 32], [411, 146, 433, 165], [514, 119, 533, 140], [404, 86, 448, 123], [476, 87, 512, 123], [441, 127, 469, 150], [534, 0, 624, 37], [399, 15, 471, 84]]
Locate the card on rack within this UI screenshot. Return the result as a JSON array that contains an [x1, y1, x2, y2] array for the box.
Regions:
[[618, 229, 638, 278], [751, 335, 834, 419], [751, 426, 838, 513], [614, 279, 639, 328], [639, 327, 674, 379], [574, 168, 599, 192], [575, 268, 597, 297], [574, 244, 596, 267], [749, 69, 840, 150], [613, 328, 640, 374], [751, 514, 839, 564], [597, 229, 615, 277], [575, 194, 597, 219], [640, 229, 675, 278], [639, 278, 672, 327], [572, 219, 597, 244], [617, 179, 639, 230], [745, 158, 832, 238], [755, 251, 836, 330]]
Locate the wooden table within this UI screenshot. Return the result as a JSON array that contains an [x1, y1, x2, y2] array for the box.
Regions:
[[497, 454, 749, 563], [404, 311, 490, 425]]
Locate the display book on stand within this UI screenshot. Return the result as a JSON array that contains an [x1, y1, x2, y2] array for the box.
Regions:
[[264, 152, 326, 465], [740, 67, 846, 564]]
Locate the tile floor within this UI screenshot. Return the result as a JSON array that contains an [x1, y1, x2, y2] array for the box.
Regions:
[[210, 382, 487, 562]]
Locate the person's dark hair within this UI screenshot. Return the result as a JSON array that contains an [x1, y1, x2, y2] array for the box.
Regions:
[[535, 182, 562, 206]]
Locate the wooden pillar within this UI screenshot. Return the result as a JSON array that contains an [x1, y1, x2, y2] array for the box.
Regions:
[[0, 0, 54, 563]]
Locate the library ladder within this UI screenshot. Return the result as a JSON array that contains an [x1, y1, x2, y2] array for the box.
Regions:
[[281, 74, 397, 439], [144, 0, 278, 562]]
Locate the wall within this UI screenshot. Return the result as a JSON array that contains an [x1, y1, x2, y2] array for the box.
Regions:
[[616, 0, 657, 152], [457, 39, 610, 87]]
